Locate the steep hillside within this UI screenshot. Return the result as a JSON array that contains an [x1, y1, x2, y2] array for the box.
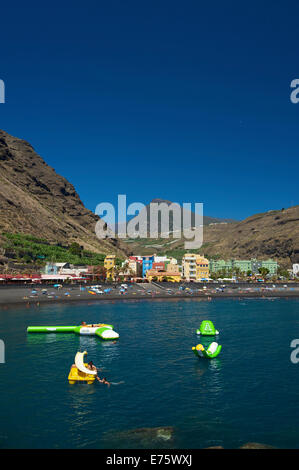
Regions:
[[202, 206, 299, 266], [0, 130, 128, 256]]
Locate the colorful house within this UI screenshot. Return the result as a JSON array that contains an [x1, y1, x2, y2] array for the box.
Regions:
[[128, 256, 143, 277], [182, 254, 209, 281], [104, 255, 116, 280], [233, 259, 252, 273], [209, 258, 278, 276], [146, 268, 181, 282], [153, 261, 165, 271], [209, 259, 232, 274], [259, 259, 278, 276], [142, 255, 154, 278]]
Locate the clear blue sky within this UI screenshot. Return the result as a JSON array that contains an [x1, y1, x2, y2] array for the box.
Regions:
[[0, 0, 298, 220]]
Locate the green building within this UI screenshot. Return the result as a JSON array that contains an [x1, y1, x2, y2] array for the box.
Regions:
[[233, 260, 252, 273], [209, 259, 233, 273], [209, 258, 278, 276], [260, 259, 278, 275]]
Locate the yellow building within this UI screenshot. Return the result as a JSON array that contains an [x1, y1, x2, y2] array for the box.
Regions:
[[146, 268, 181, 282], [166, 263, 179, 274], [182, 254, 209, 281], [104, 254, 116, 280]]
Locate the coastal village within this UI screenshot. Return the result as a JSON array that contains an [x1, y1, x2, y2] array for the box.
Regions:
[[0, 250, 298, 285]]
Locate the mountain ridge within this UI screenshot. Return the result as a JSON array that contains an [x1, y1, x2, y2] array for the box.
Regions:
[[116, 197, 236, 237], [149, 198, 236, 225]]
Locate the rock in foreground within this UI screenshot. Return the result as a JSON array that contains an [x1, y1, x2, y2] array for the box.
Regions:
[[103, 426, 174, 448]]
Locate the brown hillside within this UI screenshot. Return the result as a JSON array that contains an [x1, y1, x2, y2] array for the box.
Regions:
[[202, 206, 299, 267]]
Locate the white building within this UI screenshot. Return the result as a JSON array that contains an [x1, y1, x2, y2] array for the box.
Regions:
[[44, 262, 88, 277], [293, 264, 299, 276], [154, 255, 177, 264], [154, 256, 168, 263]]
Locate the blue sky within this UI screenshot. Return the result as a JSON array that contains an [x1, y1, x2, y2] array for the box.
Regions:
[[0, 0, 298, 221]]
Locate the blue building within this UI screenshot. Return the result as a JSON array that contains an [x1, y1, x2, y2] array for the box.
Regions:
[[142, 256, 154, 278]]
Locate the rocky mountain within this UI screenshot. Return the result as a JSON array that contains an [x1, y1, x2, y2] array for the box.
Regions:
[[0, 129, 128, 256], [116, 197, 235, 236], [150, 199, 236, 226]]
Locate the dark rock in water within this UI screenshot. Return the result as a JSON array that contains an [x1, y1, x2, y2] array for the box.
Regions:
[[240, 442, 276, 449], [204, 446, 224, 449], [103, 426, 174, 447]]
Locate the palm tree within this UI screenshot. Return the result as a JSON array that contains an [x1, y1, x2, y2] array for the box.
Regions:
[[90, 265, 107, 282], [259, 267, 270, 278], [113, 265, 122, 282], [233, 267, 241, 278]]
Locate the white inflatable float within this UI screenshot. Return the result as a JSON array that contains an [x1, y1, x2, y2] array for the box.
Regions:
[[75, 351, 97, 375]]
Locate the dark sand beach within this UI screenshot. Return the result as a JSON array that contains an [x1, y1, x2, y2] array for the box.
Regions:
[[0, 282, 298, 307]]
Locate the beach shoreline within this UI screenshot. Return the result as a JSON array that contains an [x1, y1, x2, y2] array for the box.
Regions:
[[0, 284, 298, 309]]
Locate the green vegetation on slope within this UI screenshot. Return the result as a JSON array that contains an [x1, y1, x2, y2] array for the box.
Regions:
[[2, 233, 107, 266]]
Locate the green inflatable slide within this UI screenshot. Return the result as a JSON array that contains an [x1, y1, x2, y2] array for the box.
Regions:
[[196, 320, 219, 336]]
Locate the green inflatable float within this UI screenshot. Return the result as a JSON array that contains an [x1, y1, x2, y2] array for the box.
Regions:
[[196, 320, 219, 336], [192, 342, 222, 359], [27, 323, 119, 340]]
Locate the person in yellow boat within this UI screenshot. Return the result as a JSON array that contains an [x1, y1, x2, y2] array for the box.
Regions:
[[87, 361, 110, 386], [86, 360, 100, 382], [87, 360, 97, 371]]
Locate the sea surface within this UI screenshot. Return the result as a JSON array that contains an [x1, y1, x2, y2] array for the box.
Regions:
[[0, 297, 299, 449]]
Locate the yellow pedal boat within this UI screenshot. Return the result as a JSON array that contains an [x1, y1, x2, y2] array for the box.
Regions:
[[68, 351, 97, 384]]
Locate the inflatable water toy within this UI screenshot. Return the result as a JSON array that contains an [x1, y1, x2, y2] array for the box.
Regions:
[[196, 320, 219, 336], [27, 323, 119, 340], [192, 342, 222, 359], [27, 326, 76, 333], [68, 351, 97, 384], [74, 324, 119, 340]]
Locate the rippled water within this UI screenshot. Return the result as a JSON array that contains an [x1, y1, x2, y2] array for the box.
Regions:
[[0, 297, 299, 449]]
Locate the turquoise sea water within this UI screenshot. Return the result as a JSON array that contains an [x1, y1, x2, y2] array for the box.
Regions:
[[0, 298, 299, 449]]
